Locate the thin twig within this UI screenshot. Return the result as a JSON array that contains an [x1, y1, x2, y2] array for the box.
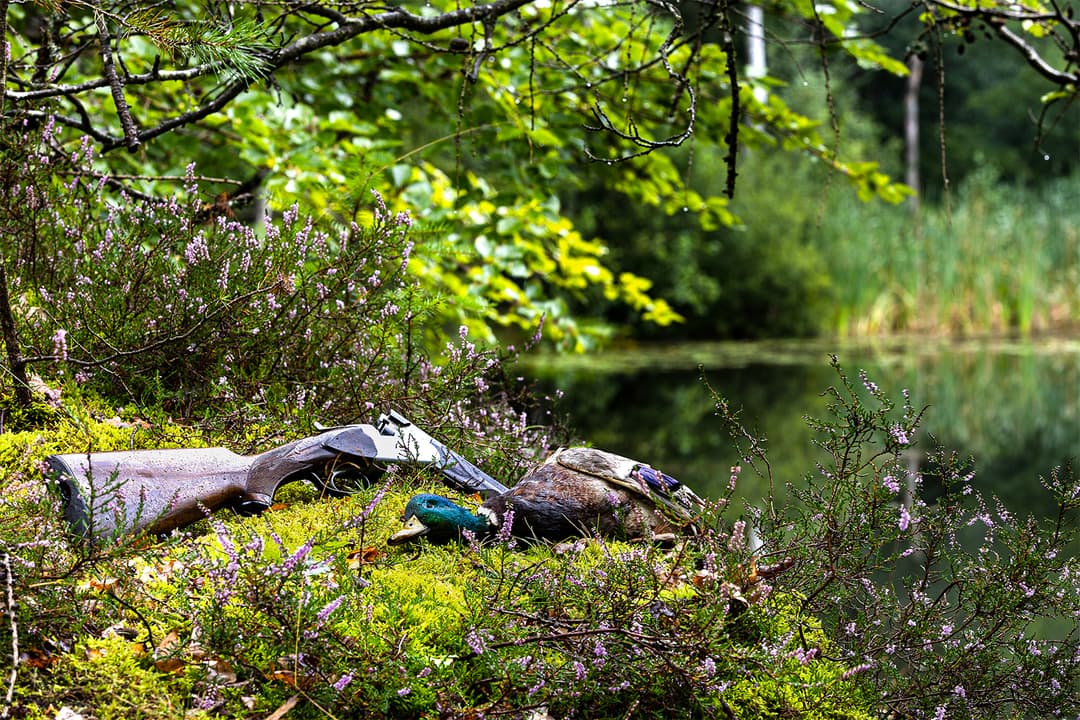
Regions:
[[94, 12, 141, 151], [1, 552, 17, 720]]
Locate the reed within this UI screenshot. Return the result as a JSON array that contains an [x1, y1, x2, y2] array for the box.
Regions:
[[816, 171, 1080, 336]]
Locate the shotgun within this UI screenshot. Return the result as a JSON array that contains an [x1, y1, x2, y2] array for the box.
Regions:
[[47, 410, 510, 540]]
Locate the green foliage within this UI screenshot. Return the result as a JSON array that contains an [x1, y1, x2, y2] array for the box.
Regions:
[[3, 0, 925, 349], [572, 144, 839, 339], [386, 162, 684, 350]]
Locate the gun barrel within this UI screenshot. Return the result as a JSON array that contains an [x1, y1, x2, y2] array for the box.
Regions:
[[379, 411, 510, 497]]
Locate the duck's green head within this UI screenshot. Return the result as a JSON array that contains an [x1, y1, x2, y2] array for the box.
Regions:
[[387, 493, 491, 545]]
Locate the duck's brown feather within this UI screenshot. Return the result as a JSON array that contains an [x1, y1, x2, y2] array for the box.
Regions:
[[480, 450, 699, 542]]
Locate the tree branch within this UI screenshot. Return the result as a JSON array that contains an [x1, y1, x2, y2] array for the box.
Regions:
[[94, 11, 141, 151], [925, 0, 1079, 86], [7, 0, 540, 152], [991, 23, 1078, 86]]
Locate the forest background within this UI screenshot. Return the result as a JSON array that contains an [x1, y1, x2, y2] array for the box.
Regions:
[[5, 0, 1079, 367], [2, 0, 1080, 717]]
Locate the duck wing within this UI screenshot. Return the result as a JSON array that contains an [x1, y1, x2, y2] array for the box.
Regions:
[[545, 447, 704, 526]]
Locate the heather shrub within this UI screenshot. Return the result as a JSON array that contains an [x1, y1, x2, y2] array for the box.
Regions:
[[720, 356, 1080, 718], [0, 120, 536, 439], [7, 358, 1080, 717], [20, 479, 874, 718]]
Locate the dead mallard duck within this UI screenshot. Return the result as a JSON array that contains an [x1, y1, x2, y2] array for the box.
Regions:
[[388, 447, 704, 545]]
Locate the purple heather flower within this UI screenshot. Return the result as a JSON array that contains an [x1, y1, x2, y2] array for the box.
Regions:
[[465, 629, 487, 655], [729, 465, 741, 491], [898, 505, 911, 531], [728, 520, 746, 551], [841, 662, 873, 679], [276, 538, 314, 576], [52, 328, 68, 361], [528, 315, 545, 348], [495, 507, 516, 545], [790, 647, 818, 665], [333, 674, 354, 692], [316, 595, 346, 626], [859, 370, 880, 395], [882, 475, 901, 494]]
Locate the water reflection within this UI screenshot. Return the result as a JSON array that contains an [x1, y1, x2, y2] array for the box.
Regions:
[[519, 338, 1080, 519]]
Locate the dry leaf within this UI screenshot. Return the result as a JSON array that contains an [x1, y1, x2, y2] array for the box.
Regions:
[[156, 629, 183, 654], [267, 656, 315, 689], [22, 647, 56, 669], [346, 545, 381, 570], [88, 576, 119, 593], [153, 629, 185, 673], [104, 416, 151, 429], [154, 657, 186, 674], [206, 657, 237, 684]]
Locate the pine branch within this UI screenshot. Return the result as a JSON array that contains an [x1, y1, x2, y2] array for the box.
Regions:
[[153, 16, 275, 81]]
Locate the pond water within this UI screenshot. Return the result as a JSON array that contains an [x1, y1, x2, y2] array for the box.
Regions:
[[518, 337, 1080, 519]]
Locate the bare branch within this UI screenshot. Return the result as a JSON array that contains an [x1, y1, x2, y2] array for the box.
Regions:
[[94, 11, 141, 151], [0, 553, 15, 720], [992, 23, 1079, 86], [583, 0, 697, 161]]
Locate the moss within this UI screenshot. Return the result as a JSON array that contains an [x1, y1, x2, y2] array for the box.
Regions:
[[17, 636, 200, 720], [0, 399, 881, 719], [0, 393, 61, 432], [721, 595, 876, 719], [726, 677, 876, 720]]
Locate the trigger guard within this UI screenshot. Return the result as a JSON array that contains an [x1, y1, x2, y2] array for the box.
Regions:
[[234, 493, 273, 516]]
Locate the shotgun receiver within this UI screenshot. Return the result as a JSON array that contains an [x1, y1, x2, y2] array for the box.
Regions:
[[48, 410, 510, 540]]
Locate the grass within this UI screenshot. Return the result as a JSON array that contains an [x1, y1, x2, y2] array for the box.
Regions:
[[816, 170, 1080, 336]]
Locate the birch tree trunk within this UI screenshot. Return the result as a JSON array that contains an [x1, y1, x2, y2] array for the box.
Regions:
[[904, 55, 924, 213]]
